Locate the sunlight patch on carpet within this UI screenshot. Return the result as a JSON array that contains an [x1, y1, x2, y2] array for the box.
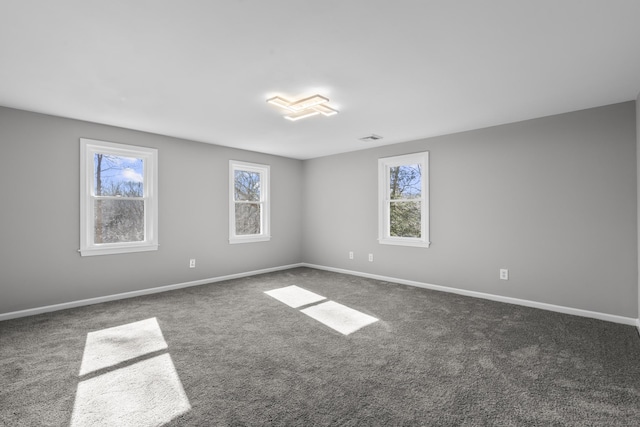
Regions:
[[71, 354, 190, 427], [79, 317, 168, 376], [71, 318, 190, 426], [264, 285, 326, 308], [301, 301, 379, 335]]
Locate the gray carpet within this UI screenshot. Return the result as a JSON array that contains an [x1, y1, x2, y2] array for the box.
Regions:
[[1, 267, 639, 426]]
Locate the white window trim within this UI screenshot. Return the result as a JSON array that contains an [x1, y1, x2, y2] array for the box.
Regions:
[[378, 151, 430, 248], [80, 138, 159, 256], [229, 160, 271, 244]]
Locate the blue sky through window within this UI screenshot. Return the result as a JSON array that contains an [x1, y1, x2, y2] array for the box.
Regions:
[[390, 164, 421, 199], [94, 154, 144, 197]]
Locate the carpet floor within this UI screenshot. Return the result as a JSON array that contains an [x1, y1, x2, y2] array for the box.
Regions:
[[1, 267, 639, 426]]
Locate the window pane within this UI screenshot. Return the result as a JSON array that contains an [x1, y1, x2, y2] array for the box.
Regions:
[[234, 170, 260, 201], [235, 203, 261, 235], [94, 154, 144, 197], [389, 164, 421, 200], [94, 199, 145, 243], [390, 201, 421, 238]]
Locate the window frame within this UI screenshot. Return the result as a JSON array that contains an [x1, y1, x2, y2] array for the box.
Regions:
[[378, 151, 430, 248], [80, 138, 158, 256], [229, 160, 271, 244]]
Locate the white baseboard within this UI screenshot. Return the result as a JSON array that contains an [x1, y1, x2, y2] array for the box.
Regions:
[[0, 263, 305, 322], [2, 262, 638, 329], [302, 263, 639, 327]]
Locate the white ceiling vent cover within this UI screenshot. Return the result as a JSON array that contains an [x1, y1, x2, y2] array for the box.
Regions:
[[359, 134, 383, 142]]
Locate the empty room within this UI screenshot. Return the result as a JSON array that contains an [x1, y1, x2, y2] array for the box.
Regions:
[[1, 1, 640, 426]]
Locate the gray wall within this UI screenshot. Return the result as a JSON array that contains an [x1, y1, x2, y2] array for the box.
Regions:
[[637, 92, 640, 323], [2, 102, 638, 320], [303, 102, 638, 318], [0, 107, 303, 314]]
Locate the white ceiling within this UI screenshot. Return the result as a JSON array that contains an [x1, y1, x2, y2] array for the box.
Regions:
[[1, 1, 639, 159]]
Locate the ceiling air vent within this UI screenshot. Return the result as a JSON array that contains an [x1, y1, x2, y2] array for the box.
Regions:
[[359, 134, 383, 142]]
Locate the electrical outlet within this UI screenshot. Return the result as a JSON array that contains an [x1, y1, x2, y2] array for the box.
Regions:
[[189, 259, 196, 268], [368, 253, 374, 262], [349, 251, 354, 260], [500, 268, 508, 280]]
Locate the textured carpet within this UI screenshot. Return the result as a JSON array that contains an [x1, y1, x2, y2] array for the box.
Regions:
[[1, 267, 639, 426], [70, 317, 190, 426]]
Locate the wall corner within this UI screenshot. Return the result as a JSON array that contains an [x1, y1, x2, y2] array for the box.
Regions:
[[636, 91, 640, 329]]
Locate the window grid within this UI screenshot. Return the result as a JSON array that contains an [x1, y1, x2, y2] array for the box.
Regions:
[[80, 138, 158, 256], [229, 160, 270, 244], [378, 152, 430, 248]]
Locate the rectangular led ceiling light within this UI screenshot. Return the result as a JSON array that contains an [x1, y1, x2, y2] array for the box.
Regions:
[[287, 95, 329, 111], [284, 109, 320, 121], [312, 104, 338, 116], [266, 96, 291, 109], [267, 93, 338, 121]]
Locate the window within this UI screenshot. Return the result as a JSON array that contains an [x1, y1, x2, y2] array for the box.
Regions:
[[378, 152, 430, 247], [80, 138, 158, 256], [229, 160, 270, 244]]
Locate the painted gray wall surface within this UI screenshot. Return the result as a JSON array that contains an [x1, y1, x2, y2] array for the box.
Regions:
[[303, 102, 638, 318], [637, 92, 640, 322], [0, 107, 303, 314]]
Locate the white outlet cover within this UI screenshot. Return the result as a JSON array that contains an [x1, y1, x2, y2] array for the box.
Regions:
[[500, 269, 509, 280]]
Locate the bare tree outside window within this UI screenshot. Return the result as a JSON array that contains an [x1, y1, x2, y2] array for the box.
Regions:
[[93, 154, 145, 243], [80, 138, 158, 256], [229, 160, 270, 244], [378, 152, 429, 248], [234, 170, 261, 235], [389, 164, 422, 238]]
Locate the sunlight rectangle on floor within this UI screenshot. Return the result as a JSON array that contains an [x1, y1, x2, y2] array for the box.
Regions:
[[300, 301, 378, 335], [264, 285, 326, 308], [79, 317, 167, 376], [71, 353, 190, 427]]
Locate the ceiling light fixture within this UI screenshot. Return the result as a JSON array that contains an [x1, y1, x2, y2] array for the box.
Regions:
[[288, 95, 329, 111], [311, 104, 338, 117], [267, 93, 338, 121], [266, 96, 291, 109], [284, 109, 320, 122]]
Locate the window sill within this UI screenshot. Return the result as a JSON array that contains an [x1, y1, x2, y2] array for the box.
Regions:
[[79, 244, 159, 257], [378, 238, 430, 248], [229, 235, 271, 244]]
